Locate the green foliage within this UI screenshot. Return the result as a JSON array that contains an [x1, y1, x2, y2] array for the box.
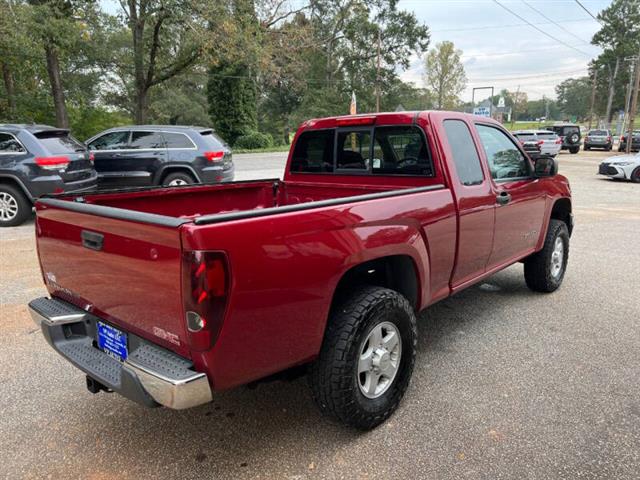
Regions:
[[207, 62, 258, 145], [68, 106, 131, 141], [424, 41, 466, 110], [555, 77, 591, 120], [234, 131, 274, 149]]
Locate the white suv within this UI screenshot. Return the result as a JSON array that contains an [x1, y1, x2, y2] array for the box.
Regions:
[[512, 130, 562, 157]]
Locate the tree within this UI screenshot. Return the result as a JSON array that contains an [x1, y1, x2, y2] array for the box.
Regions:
[[591, 0, 640, 124], [424, 41, 466, 110], [556, 77, 591, 120], [118, 0, 201, 123]]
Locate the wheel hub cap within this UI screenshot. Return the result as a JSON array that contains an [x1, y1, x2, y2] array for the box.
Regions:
[[0, 192, 18, 221], [550, 237, 564, 278], [357, 321, 402, 399]]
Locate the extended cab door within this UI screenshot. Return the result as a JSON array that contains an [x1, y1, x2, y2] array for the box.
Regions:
[[474, 123, 546, 268], [441, 118, 496, 288]]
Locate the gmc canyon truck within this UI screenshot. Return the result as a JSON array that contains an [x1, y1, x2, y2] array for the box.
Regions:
[[28, 112, 573, 430]]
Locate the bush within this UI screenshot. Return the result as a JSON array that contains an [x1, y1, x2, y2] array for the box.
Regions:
[[234, 131, 273, 149]]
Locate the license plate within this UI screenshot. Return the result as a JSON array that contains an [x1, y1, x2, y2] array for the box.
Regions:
[[97, 321, 128, 362]]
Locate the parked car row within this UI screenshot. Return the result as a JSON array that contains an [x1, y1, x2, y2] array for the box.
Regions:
[[0, 124, 234, 226]]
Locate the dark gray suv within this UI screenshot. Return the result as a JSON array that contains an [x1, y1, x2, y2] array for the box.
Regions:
[[85, 125, 234, 188], [0, 124, 97, 227]]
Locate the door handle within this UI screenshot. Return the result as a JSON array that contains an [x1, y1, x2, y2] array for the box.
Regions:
[[113, 153, 123, 158], [81, 230, 104, 251], [496, 191, 511, 205]]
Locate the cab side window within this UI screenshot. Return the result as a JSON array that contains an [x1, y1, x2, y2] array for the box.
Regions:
[[443, 120, 483, 185], [476, 125, 531, 180], [89, 131, 129, 151]]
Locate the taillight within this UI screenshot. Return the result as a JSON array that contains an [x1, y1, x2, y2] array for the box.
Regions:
[[204, 151, 225, 163], [621, 135, 626, 142], [181, 251, 229, 351], [555, 138, 562, 144], [35, 156, 70, 170], [89, 152, 95, 162], [537, 140, 544, 146], [607, 136, 612, 142]]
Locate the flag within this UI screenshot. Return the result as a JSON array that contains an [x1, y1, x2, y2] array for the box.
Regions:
[[349, 91, 357, 115]]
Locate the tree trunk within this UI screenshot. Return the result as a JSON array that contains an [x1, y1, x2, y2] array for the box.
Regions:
[[44, 43, 69, 128], [130, 2, 148, 124], [604, 57, 620, 128], [1, 62, 16, 115]]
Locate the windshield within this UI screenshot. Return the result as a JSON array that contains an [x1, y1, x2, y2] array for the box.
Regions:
[[514, 133, 536, 141], [589, 130, 607, 136]]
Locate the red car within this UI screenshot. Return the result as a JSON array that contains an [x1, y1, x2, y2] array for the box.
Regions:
[[29, 111, 573, 429]]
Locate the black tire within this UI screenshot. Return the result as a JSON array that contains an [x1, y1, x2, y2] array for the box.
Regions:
[[0, 183, 32, 227], [524, 219, 569, 293], [309, 286, 417, 430], [162, 171, 196, 187], [584, 145, 590, 151], [569, 147, 579, 154], [631, 167, 640, 184]]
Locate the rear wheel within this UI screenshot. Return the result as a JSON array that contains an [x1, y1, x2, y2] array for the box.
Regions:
[[309, 286, 417, 430], [584, 145, 590, 151], [524, 219, 569, 293], [162, 171, 196, 187], [569, 147, 579, 154], [0, 184, 31, 227]]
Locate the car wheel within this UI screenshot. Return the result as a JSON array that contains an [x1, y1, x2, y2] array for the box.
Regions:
[[584, 146, 590, 151], [631, 167, 640, 184], [309, 286, 417, 430], [162, 171, 196, 187], [569, 147, 579, 154], [0, 184, 32, 227], [524, 219, 569, 293]]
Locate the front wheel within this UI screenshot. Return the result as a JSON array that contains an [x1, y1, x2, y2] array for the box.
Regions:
[[524, 219, 569, 293], [309, 286, 417, 430], [631, 167, 640, 184]]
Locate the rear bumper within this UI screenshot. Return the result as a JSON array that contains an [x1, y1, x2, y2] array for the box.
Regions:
[[27, 171, 98, 199], [200, 163, 235, 183], [28, 297, 212, 410]]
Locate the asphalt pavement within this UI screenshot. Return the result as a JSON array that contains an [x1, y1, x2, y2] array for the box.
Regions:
[[0, 149, 639, 479]]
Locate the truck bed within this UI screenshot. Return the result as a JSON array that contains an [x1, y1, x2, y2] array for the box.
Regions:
[[54, 179, 404, 223]]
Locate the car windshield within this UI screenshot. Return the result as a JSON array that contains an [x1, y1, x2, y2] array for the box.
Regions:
[[589, 130, 607, 135], [514, 133, 536, 141]]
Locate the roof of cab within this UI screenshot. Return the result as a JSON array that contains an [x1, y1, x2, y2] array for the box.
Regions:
[[105, 125, 212, 133], [300, 110, 502, 130]]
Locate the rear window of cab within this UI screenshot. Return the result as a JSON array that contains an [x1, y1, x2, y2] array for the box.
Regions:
[[291, 126, 434, 177]]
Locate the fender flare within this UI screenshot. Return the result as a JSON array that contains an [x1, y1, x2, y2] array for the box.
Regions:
[[154, 165, 202, 185], [0, 174, 34, 201]]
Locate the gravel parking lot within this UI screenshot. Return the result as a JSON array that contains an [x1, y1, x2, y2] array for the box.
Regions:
[[1, 150, 639, 479]]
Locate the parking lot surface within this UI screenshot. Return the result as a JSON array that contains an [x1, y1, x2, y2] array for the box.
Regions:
[[1, 150, 639, 479]]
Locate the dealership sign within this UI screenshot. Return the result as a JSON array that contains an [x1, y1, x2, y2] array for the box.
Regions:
[[473, 107, 491, 117]]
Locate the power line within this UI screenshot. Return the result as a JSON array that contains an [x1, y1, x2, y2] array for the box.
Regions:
[[469, 67, 587, 82], [522, 0, 592, 45], [574, 0, 602, 23], [431, 17, 596, 34], [462, 44, 591, 60], [492, 0, 594, 58]]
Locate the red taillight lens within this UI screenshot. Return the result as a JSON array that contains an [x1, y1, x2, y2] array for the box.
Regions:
[[537, 140, 544, 146], [204, 151, 225, 163], [556, 138, 562, 144], [35, 156, 70, 170], [621, 136, 626, 142], [89, 152, 95, 162], [607, 136, 612, 142], [182, 251, 229, 351]]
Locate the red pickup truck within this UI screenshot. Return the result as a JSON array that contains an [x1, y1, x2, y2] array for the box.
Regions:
[[29, 112, 572, 429]]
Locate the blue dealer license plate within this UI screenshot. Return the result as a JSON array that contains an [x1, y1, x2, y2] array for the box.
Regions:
[[97, 321, 128, 361]]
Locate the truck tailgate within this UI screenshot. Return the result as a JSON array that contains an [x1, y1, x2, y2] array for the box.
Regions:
[[35, 200, 191, 358]]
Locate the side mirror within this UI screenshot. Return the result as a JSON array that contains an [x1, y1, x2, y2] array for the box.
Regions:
[[534, 155, 557, 177]]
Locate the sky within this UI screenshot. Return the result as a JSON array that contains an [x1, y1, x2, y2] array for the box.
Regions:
[[101, 0, 612, 102], [399, 0, 611, 101]]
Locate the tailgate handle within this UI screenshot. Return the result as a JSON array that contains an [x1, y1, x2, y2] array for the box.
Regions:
[[81, 230, 104, 251]]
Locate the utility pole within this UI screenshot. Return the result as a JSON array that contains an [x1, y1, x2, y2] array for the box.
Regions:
[[511, 85, 520, 127], [588, 69, 598, 130], [623, 61, 635, 134], [375, 29, 381, 113], [604, 58, 620, 129], [626, 53, 640, 154]]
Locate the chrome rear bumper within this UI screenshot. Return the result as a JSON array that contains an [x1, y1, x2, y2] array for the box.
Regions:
[[29, 297, 212, 410]]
